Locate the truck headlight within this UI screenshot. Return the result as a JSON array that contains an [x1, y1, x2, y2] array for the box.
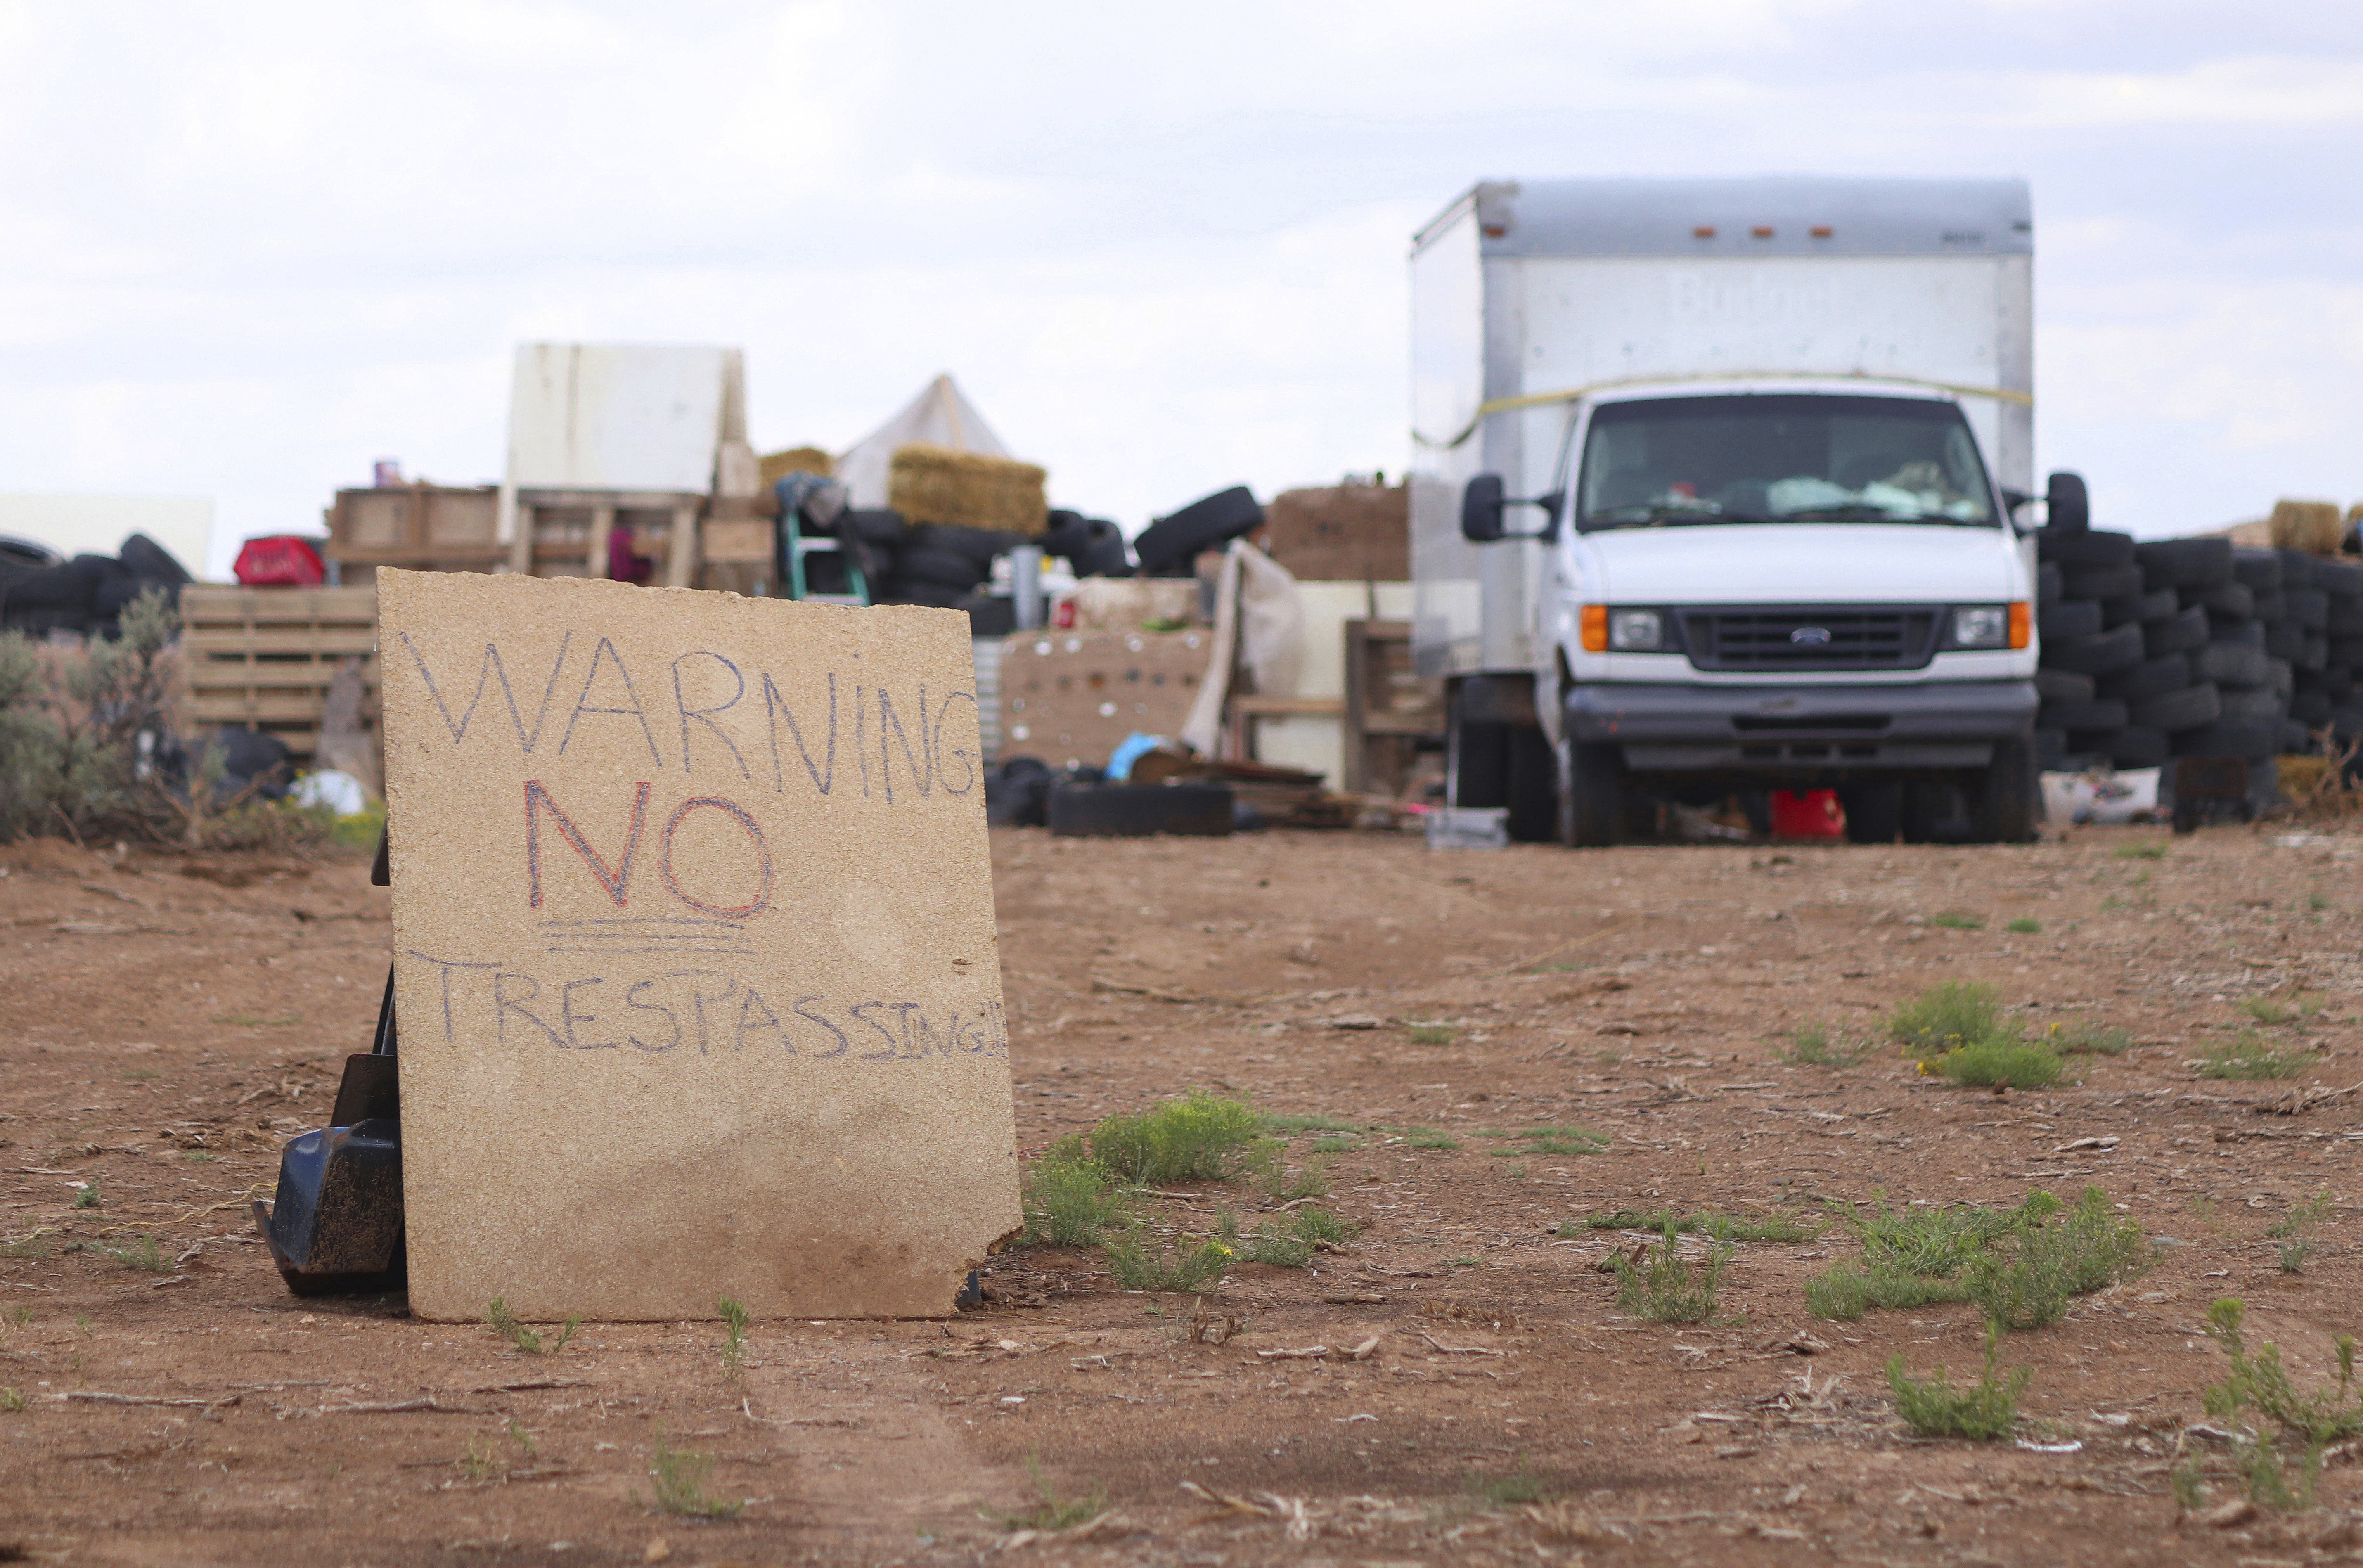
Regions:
[[1609, 609, 1665, 651], [1951, 606, 2008, 649]]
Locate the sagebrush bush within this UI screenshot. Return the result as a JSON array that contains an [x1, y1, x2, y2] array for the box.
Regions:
[[1089, 1090, 1264, 1184]]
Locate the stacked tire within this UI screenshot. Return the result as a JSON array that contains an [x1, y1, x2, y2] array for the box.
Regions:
[[0, 533, 190, 642], [2032, 529, 2292, 781], [2282, 552, 2363, 753]]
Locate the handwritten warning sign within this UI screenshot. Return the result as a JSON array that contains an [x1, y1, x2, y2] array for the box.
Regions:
[[377, 569, 1019, 1321]]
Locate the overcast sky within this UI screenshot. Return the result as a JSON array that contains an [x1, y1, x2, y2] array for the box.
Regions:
[[0, 0, 2357, 574]]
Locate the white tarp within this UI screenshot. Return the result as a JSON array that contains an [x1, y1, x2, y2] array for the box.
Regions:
[[504, 343, 746, 495], [834, 374, 1011, 509]]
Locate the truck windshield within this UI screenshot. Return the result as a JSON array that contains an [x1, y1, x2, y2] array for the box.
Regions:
[[1574, 394, 1998, 531]]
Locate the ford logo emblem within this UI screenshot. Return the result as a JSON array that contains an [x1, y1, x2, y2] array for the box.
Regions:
[[1790, 626, 1833, 645]]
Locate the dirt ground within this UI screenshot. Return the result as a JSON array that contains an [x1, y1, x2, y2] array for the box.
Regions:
[[6, 819, 2363, 1567]]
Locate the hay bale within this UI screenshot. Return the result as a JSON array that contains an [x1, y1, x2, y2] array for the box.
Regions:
[[760, 446, 834, 486], [888, 444, 1047, 537], [2269, 498, 2344, 556]]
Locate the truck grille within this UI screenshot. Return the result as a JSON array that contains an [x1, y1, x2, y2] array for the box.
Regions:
[[1679, 607, 1938, 672]]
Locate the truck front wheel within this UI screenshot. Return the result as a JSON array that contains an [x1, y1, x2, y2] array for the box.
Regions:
[[1559, 739, 1626, 847], [1969, 737, 2040, 844]]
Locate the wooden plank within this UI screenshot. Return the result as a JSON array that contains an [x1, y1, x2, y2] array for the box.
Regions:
[[186, 631, 380, 657], [182, 586, 377, 620], [701, 519, 772, 562], [188, 694, 377, 725]]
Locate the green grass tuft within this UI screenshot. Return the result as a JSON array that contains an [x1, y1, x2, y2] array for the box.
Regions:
[[99, 1235, 170, 1274], [485, 1297, 580, 1356], [2046, 1018, 2133, 1056], [1968, 1187, 2151, 1331], [1395, 1128, 1460, 1151], [1466, 1459, 1551, 1506], [1217, 1206, 1357, 1268], [0, 1388, 25, 1413], [2005, 917, 2043, 934], [994, 1454, 1106, 1532], [1483, 1124, 1608, 1158], [1932, 1036, 2065, 1089], [1408, 1024, 1454, 1047], [1103, 1229, 1231, 1293], [1930, 910, 1985, 931], [1781, 1024, 1873, 1066], [1887, 1324, 2027, 1441], [1090, 1090, 1263, 1184], [1612, 1225, 1729, 1324], [2195, 1029, 2315, 1081], [73, 1184, 101, 1210], [1262, 1113, 1357, 1135], [1887, 981, 2011, 1056], [2113, 839, 2168, 860], [642, 1432, 744, 1518], [717, 1296, 748, 1379], [1020, 1137, 1129, 1248]]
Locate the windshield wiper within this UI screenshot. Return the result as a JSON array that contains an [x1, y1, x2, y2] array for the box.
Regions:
[[1581, 505, 1733, 531]]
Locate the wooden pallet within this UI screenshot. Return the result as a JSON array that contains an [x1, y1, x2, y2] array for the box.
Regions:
[[180, 586, 379, 760]]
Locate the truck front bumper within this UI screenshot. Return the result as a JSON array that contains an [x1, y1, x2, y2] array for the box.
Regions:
[[1565, 681, 2037, 773]]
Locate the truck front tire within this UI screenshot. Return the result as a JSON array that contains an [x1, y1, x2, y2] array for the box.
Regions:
[[1559, 739, 1625, 847], [1970, 737, 2040, 843]]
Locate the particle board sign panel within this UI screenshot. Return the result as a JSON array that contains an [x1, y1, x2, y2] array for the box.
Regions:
[[997, 628, 1210, 767], [376, 569, 1017, 1322]]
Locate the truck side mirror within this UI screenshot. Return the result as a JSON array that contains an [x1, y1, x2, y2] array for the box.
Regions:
[[2046, 471, 2089, 535], [1461, 474, 1507, 543]]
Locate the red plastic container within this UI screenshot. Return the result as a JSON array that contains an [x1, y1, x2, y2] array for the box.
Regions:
[[1769, 787, 1844, 840], [233, 535, 327, 587]]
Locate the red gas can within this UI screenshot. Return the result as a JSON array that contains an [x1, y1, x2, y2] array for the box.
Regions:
[[1769, 788, 1844, 840]]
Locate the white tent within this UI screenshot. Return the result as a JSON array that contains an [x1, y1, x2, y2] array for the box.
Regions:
[[833, 374, 1011, 508]]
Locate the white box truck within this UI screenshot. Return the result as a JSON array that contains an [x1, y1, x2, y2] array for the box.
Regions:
[[1410, 177, 2083, 846]]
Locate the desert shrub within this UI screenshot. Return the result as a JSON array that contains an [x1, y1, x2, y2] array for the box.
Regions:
[[485, 1296, 579, 1355], [643, 1432, 744, 1518], [1020, 1137, 1127, 1248], [1934, 1037, 2065, 1089], [2193, 1298, 2363, 1512], [1218, 1205, 1356, 1268], [1887, 981, 2011, 1055], [1887, 1324, 2027, 1441], [1809, 1189, 2145, 1328], [1969, 1189, 2151, 1330], [996, 1454, 1105, 1531], [1090, 1091, 1263, 1184]]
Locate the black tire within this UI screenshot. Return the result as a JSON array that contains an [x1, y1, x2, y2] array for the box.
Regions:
[[2136, 536, 2234, 590], [907, 523, 1025, 566], [2169, 721, 2276, 760], [2036, 561, 2064, 605], [1969, 735, 2039, 843], [2065, 565, 2143, 601], [2098, 654, 2189, 702], [2232, 549, 2285, 592], [2291, 689, 2334, 724], [2281, 719, 2312, 754], [2320, 668, 2357, 702], [1133, 486, 1264, 574], [2320, 560, 2363, 597], [2327, 599, 2363, 637], [2034, 667, 2096, 704], [2034, 727, 2068, 771], [1043, 513, 1120, 563], [2265, 620, 2308, 661], [1071, 537, 1134, 578], [2111, 727, 2170, 768], [2217, 687, 2285, 725], [2037, 600, 2102, 641], [2266, 656, 2294, 695], [2195, 642, 2270, 687], [1837, 780, 1903, 844], [2210, 616, 2263, 645], [841, 508, 909, 545], [983, 771, 1052, 827], [2037, 697, 2128, 731], [2143, 606, 2210, 658], [1448, 707, 1508, 809], [954, 594, 1017, 637], [2329, 637, 2363, 668], [2282, 588, 2329, 630], [2097, 595, 2146, 631], [879, 580, 968, 608], [2044, 622, 2144, 675], [2279, 550, 2322, 591], [2303, 633, 2330, 670], [117, 532, 192, 584], [2184, 581, 2254, 619], [2250, 590, 2286, 624], [2131, 682, 2220, 732], [2046, 472, 2091, 533], [1047, 782, 1234, 838], [1901, 780, 1968, 843], [894, 547, 987, 588], [1558, 738, 1624, 848], [92, 576, 178, 617], [2129, 588, 2181, 624], [1507, 727, 1556, 842], [0, 564, 95, 610], [2, 604, 88, 635], [2037, 529, 2133, 567]]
